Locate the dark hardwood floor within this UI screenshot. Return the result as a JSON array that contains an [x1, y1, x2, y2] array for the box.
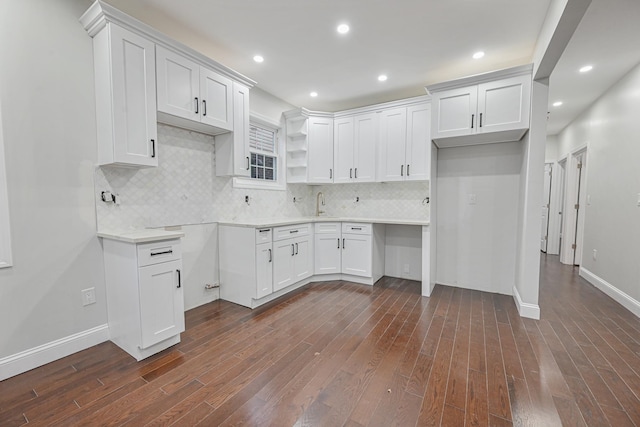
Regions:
[[2, 255, 640, 426]]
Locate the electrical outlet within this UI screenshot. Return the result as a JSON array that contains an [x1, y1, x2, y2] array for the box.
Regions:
[[82, 287, 96, 306], [593, 249, 597, 261], [468, 194, 477, 205]]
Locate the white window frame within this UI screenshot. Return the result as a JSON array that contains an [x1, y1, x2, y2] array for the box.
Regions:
[[0, 101, 13, 268], [233, 113, 286, 191]]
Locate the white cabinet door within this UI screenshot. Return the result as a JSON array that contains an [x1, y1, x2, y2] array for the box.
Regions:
[[354, 113, 377, 182], [293, 238, 312, 281], [232, 82, 250, 177], [431, 86, 477, 139], [138, 260, 184, 349], [156, 46, 200, 122], [379, 108, 407, 182], [256, 243, 273, 299], [200, 68, 233, 131], [342, 234, 372, 278], [315, 233, 341, 274], [273, 239, 295, 291], [307, 117, 334, 183], [104, 24, 158, 167], [333, 117, 355, 183], [406, 104, 431, 181], [477, 75, 531, 134]]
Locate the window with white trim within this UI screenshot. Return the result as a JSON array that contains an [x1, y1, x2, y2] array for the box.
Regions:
[[249, 123, 277, 181]]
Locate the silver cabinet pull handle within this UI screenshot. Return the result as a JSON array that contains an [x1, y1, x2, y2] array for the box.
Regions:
[[337, 238, 340, 249], [355, 168, 358, 179], [195, 97, 199, 114], [150, 250, 172, 256], [291, 244, 295, 256], [268, 249, 272, 262], [259, 228, 270, 233], [350, 168, 353, 179], [479, 113, 483, 127], [176, 269, 181, 288], [202, 99, 207, 116], [407, 164, 410, 176], [246, 157, 250, 170], [151, 139, 156, 158], [471, 114, 475, 129], [295, 243, 299, 255], [342, 238, 345, 248], [401, 165, 404, 176], [330, 169, 333, 179]]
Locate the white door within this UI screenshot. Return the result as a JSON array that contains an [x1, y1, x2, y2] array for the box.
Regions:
[[315, 233, 341, 274], [353, 113, 377, 182], [574, 153, 587, 265], [342, 234, 372, 277], [138, 260, 184, 349], [255, 243, 273, 299], [379, 108, 407, 182], [333, 117, 355, 183], [307, 117, 334, 183], [293, 238, 312, 281], [405, 104, 431, 181], [477, 75, 531, 134], [155, 46, 199, 122], [273, 239, 295, 291], [110, 25, 158, 167], [541, 163, 553, 252], [200, 67, 233, 131], [431, 86, 477, 139]]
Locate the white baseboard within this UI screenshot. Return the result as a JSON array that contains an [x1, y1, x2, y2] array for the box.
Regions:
[[512, 286, 541, 320], [0, 324, 109, 381], [580, 267, 640, 318]]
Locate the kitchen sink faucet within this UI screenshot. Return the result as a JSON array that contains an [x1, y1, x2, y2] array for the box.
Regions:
[[316, 192, 325, 216]]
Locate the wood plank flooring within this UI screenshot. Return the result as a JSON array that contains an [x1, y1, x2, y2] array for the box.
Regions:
[[2, 255, 640, 426]]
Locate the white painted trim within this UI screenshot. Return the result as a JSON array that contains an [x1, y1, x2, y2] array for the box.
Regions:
[[580, 267, 640, 318], [0, 101, 12, 268], [0, 324, 110, 381], [283, 95, 431, 119], [426, 64, 533, 94], [512, 286, 541, 320]]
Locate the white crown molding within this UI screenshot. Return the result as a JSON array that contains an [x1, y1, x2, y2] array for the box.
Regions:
[[79, 1, 256, 88], [426, 64, 534, 94]]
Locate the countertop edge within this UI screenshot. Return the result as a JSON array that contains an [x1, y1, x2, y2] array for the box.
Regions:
[[217, 217, 430, 228], [97, 230, 185, 243]]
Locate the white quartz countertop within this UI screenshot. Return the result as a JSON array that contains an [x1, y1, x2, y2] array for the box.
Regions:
[[217, 217, 430, 228], [97, 229, 185, 243]]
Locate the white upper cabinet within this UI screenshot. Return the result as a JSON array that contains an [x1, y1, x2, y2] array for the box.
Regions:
[[334, 113, 377, 183], [307, 117, 334, 184], [429, 65, 532, 148], [91, 23, 158, 167], [379, 103, 431, 182], [156, 46, 233, 134], [215, 82, 250, 177]]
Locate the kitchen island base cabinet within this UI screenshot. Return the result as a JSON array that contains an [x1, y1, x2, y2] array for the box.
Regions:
[[102, 238, 184, 361]]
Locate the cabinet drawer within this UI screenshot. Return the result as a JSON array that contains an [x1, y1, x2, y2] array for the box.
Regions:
[[314, 222, 340, 234], [342, 223, 371, 235], [255, 228, 272, 244], [137, 239, 182, 267], [273, 223, 310, 241]]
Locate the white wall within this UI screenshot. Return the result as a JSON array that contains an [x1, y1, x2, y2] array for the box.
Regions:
[[436, 142, 522, 295], [545, 135, 559, 162], [0, 0, 107, 359], [384, 225, 422, 281], [554, 62, 640, 311]]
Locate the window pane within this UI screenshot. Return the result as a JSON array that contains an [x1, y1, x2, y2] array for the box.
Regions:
[[265, 156, 274, 168], [256, 154, 264, 167], [257, 168, 264, 179], [251, 153, 257, 163], [265, 168, 274, 180], [251, 166, 257, 178]]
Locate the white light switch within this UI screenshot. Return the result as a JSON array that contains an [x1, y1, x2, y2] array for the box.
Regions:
[[468, 194, 477, 205]]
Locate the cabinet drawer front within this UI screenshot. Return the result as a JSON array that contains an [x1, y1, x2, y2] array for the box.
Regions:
[[273, 223, 310, 241], [314, 222, 340, 234], [255, 228, 272, 244], [342, 223, 371, 235], [137, 239, 182, 267]]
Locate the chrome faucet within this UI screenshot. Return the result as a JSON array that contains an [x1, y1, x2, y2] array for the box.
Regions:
[[316, 192, 325, 216]]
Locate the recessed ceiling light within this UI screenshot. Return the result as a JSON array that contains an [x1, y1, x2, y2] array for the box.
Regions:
[[579, 65, 593, 73], [553, 101, 563, 107], [310, 91, 318, 97], [253, 55, 264, 63], [378, 74, 388, 82], [337, 24, 350, 34], [472, 51, 485, 59]]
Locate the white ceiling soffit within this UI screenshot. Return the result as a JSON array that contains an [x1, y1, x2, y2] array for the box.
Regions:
[[104, 0, 552, 112], [547, 0, 640, 135]]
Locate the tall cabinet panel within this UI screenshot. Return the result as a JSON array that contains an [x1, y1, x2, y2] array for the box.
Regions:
[[307, 117, 334, 183], [379, 108, 407, 182], [333, 117, 355, 183], [93, 23, 158, 167], [406, 104, 431, 181], [354, 113, 377, 182]]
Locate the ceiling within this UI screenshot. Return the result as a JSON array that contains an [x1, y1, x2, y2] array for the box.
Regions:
[[105, 0, 640, 136]]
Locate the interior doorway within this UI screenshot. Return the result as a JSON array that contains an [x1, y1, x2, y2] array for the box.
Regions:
[[540, 163, 553, 252]]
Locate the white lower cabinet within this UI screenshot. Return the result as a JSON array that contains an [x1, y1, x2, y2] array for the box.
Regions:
[[255, 242, 273, 299], [273, 224, 313, 292], [102, 238, 185, 361], [314, 222, 382, 282]]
